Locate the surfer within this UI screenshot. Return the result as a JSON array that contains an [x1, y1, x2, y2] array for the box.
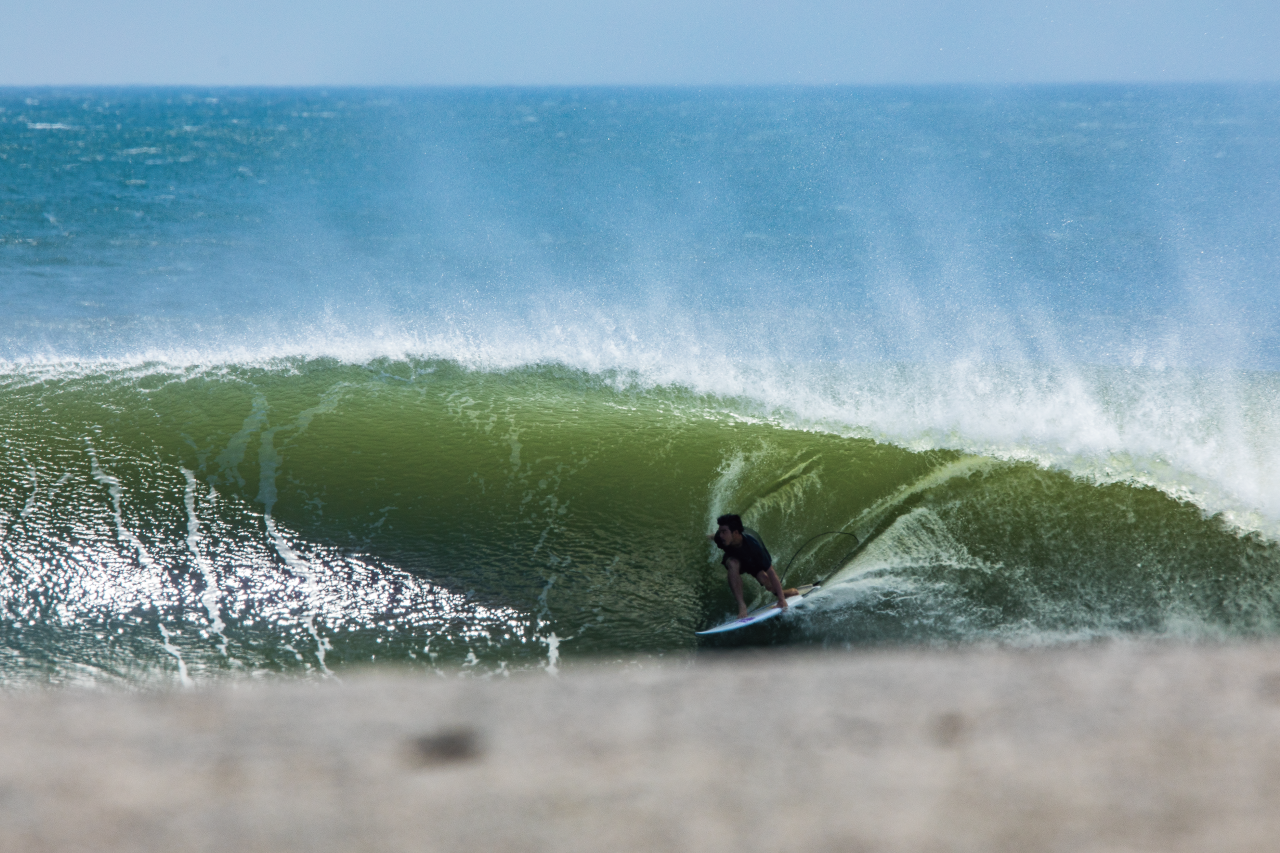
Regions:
[[712, 514, 789, 620]]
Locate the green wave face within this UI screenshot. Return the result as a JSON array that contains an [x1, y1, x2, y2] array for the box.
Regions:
[[3, 358, 1279, 684]]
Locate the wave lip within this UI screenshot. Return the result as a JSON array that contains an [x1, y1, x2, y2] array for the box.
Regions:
[[4, 350, 1279, 529]]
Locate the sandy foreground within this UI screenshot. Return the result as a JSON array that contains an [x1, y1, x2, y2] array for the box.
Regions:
[[2, 643, 1279, 852]]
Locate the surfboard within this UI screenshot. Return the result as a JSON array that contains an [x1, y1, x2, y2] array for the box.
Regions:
[[695, 584, 820, 636]]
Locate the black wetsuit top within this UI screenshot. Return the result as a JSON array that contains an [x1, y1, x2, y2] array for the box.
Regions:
[[721, 530, 773, 577]]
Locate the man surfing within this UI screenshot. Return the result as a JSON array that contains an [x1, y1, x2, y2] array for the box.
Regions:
[[711, 514, 790, 620]]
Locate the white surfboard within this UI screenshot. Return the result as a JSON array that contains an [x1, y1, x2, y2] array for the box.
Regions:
[[695, 584, 820, 636]]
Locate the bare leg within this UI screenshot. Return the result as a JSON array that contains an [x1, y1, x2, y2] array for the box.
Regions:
[[762, 566, 788, 610], [725, 558, 749, 619]]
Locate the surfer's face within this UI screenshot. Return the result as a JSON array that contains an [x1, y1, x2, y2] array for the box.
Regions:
[[717, 525, 739, 547]]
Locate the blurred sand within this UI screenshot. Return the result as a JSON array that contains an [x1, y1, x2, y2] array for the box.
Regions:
[[3, 642, 1280, 852]]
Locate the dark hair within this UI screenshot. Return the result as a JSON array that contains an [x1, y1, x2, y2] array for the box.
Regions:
[[716, 514, 744, 533]]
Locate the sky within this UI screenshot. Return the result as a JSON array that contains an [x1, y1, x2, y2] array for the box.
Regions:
[[1, 0, 1278, 86]]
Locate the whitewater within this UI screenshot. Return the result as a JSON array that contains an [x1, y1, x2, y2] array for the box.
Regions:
[[2, 85, 1279, 685]]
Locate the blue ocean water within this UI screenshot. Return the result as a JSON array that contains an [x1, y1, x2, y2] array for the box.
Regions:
[[2, 86, 1279, 684]]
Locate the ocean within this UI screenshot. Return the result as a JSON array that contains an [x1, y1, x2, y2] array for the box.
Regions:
[[2, 85, 1279, 685]]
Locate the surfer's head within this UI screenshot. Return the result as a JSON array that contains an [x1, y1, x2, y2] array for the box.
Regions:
[[716, 514, 744, 533], [715, 514, 744, 547]]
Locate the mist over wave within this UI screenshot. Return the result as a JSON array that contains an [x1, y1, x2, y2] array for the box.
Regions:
[[2, 86, 1280, 683]]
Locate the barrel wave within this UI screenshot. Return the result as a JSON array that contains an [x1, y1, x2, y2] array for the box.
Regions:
[[3, 356, 1279, 685]]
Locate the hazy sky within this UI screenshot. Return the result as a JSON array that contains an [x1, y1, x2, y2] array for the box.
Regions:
[[2, 0, 1277, 86]]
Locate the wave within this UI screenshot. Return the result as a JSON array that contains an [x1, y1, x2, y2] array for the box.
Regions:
[[2, 354, 1279, 685]]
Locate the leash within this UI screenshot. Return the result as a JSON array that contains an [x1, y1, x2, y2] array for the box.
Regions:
[[780, 530, 861, 584]]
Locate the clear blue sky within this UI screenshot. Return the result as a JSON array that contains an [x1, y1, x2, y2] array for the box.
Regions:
[[2, 0, 1277, 86]]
